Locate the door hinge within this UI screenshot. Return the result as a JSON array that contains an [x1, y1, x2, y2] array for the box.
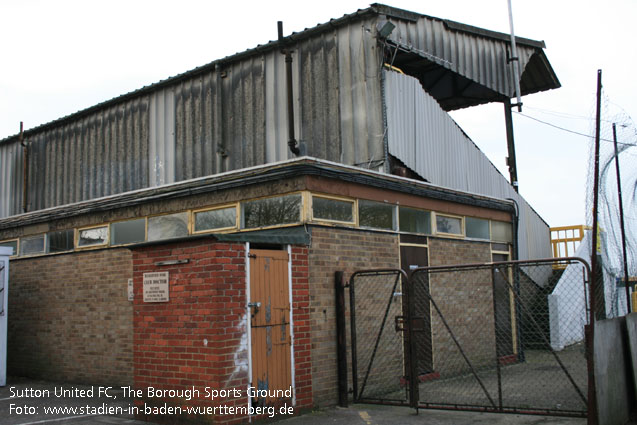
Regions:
[[248, 253, 256, 258]]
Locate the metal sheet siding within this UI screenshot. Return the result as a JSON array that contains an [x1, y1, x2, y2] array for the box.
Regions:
[[0, 142, 23, 218], [385, 71, 550, 260], [150, 88, 175, 186], [337, 20, 385, 166], [388, 17, 535, 98], [0, 16, 387, 219], [19, 98, 149, 213]]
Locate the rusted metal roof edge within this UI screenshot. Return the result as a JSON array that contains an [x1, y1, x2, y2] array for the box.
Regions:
[[0, 157, 514, 230]]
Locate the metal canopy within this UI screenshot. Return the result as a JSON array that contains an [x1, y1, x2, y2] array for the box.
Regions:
[[378, 4, 561, 110]]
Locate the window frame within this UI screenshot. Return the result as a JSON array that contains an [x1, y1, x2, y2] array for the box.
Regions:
[[240, 192, 304, 230], [465, 216, 491, 241], [0, 238, 19, 258], [192, 203, 239, 235], [310, 193, 357, 225], [109, 218, 148, 247], [76, 224, 110, 249], [433, 212, 465, 238], [398, 206, 432, 235], [147, 211, 192, 241], [357, 199, 397, 231]]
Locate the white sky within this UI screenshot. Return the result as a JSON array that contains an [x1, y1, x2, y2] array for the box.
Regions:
[[1, 0, 635, 228]]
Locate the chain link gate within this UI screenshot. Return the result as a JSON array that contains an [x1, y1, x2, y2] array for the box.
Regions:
[[345, 258, 592, 417]]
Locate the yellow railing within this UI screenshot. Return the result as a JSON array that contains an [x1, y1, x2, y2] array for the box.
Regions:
[[550, 225, 590, 269]]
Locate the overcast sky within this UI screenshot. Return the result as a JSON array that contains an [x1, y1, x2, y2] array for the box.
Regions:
[[1, 0, 635, 228]]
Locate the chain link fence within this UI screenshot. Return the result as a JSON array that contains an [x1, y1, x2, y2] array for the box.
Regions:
[[347, 258, 590, 417]]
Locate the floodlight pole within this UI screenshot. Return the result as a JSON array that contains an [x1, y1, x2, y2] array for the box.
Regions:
[[591, 69, 602, 321], [612, 123, 631, 313]]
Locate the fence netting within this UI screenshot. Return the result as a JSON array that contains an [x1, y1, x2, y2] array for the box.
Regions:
[[348, 259, 590, 417]]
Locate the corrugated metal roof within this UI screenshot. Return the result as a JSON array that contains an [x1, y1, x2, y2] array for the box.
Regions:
[[0, 3, 556, 144]]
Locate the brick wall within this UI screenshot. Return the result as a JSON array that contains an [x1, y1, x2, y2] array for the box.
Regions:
[[307, 226, 400, 407], [8, 249, 133, 385], [132, 239, 312, 424], [426, 238, 495, 375]]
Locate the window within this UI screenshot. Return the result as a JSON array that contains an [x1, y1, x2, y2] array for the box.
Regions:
[[491, 221, 513, 243], [148, 212, 189, 241], [78, 226, 108, 247], [20, 234, 45, 255], [47, 229, 74, 253], [110, 219, 146, 245], [435, 214, 463, 236], [466, 217, 490, 240], [194, 206, 237, 233], [0, 240, 18, 256], [242, 194, 302, 229], [312, 196, 354, 223], [358, 200, 395, 230], [399, 207, 431, 234]]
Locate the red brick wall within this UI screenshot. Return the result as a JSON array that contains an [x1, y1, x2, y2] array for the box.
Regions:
[[307, 227, 400, 407], [8, 249, 133, 385], [132, 239, 312, 424]]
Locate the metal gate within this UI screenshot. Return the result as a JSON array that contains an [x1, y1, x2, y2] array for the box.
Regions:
[[345, 258, 591, 417]]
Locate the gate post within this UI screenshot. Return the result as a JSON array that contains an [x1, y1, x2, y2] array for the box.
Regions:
[[335, 271, 348, 407], [407, 271, 419, 409]]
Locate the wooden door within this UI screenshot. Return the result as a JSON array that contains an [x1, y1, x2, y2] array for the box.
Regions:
[[249, 249, 292, 406]]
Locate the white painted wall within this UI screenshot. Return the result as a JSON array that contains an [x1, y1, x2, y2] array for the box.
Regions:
[[0, 246, 11, 386]]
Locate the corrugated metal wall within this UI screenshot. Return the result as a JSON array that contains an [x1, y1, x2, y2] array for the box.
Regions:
[[0, 142, 23, 218], [0, 15, 385, 219], [23, 98, 150, 212], [388, 17, 536, 99], [385, 70, 550, 260]]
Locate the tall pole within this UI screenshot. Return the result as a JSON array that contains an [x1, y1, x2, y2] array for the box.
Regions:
[[591, 69, 602, 321], [612, 123, 631, 313], [507, 0, 522, 111], [504, 98, 519, 192]]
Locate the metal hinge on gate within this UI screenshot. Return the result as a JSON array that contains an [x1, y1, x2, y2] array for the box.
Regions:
[[395, 315, 406, 332], [248, 253, 256, 258]]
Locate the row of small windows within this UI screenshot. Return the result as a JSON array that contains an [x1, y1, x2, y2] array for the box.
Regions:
[[0, 192, 512, 257]]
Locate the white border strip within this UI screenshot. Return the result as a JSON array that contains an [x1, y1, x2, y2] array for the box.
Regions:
[[245, 242, 253, 423], [287, 245, 296, 406]]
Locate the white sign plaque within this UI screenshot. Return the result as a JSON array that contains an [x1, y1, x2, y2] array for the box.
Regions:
[[143, 272, 169, 302], [128, 278, 134, 301]]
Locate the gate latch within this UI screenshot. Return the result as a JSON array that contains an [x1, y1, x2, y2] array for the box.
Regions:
[[395, 315, 407, 332]]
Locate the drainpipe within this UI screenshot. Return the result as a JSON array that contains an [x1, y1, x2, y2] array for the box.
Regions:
[[278, 21, 300, 156], [20, 122, 28, 213]]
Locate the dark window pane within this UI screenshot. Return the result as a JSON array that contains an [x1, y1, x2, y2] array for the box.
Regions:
[[466, 217, 489, 239], [0, 240, 18, 256], [111, 219, 146, 245], [399, 207, 431, 234], [242, 194, 302, 229], [194, 207, 236, 232], [78, 226, 108, 247], [149, 213, 190, 240], [20, 235, 45, 255], [491, 243, 510, 252], [312, 197, 353, 222], [359, 200, 395, 230], [47, 229, 74, 253], [436, 215, 462, 235]]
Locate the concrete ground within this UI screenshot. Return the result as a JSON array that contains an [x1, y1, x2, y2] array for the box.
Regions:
[[0, 377, 587, 425]]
